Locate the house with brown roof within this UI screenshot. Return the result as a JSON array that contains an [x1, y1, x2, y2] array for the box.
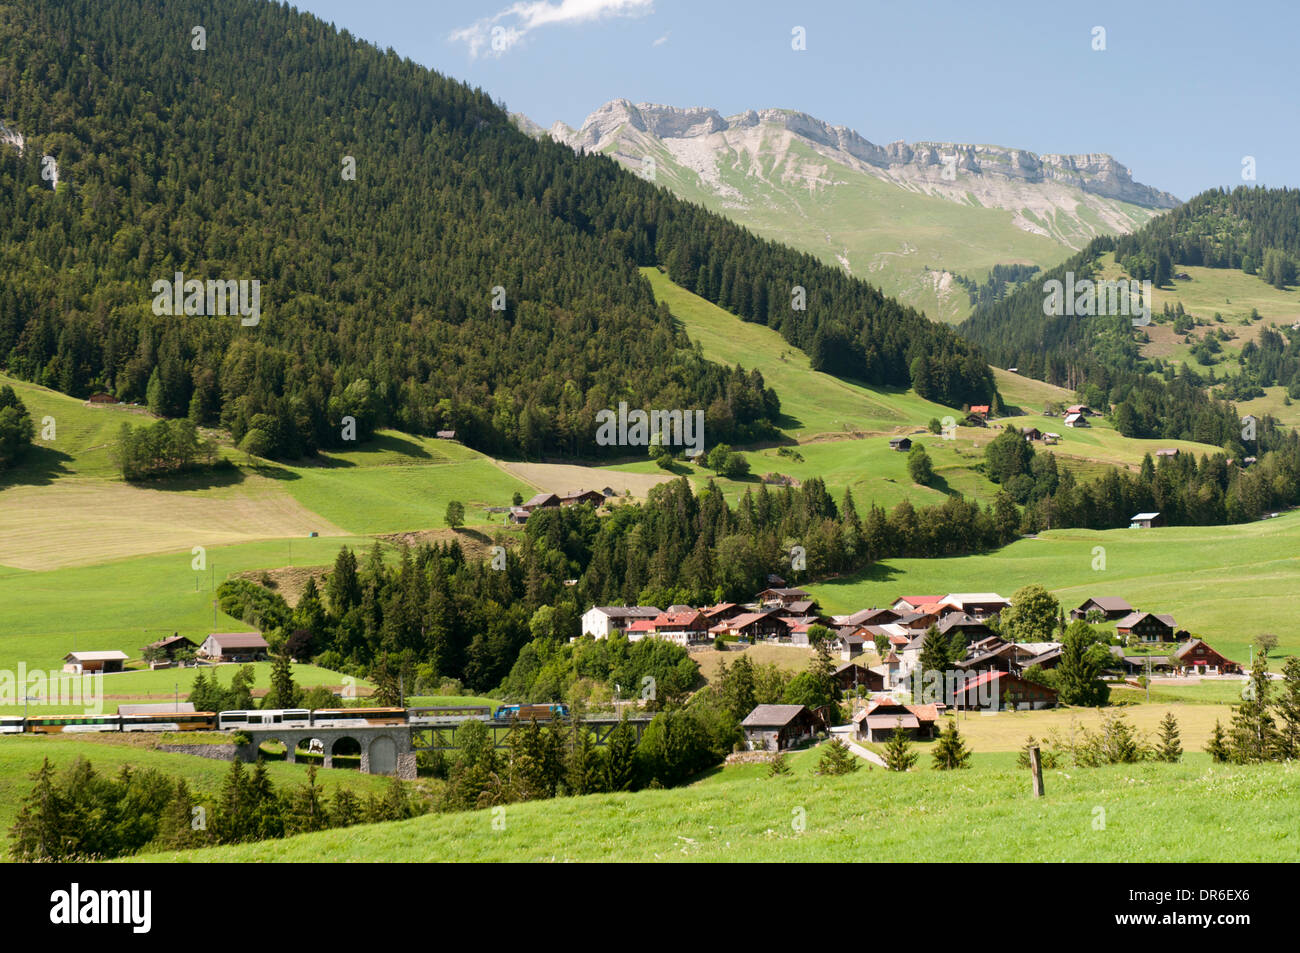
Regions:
[[521, 492, 561, 512], [198, 632, 269, 662], [561, 489, 604, 507], [835, 607, 900, 628], [1070, 597, 1134, 620], [710, 610, 786, 642], [757, 587, 812, 607], [949, 671, 1058, 710], [853, 699, 940, 742], [1115, 611, 1178, 643], [62, 651, 129, 674], [834, 661, 884, 694], [742, 704, 823, 751], [1173, 639, 1241, 675], [581, 605, 662, 638], [645, 610, 710, 646]]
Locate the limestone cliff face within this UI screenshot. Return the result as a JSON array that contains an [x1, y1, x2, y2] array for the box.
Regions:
[[531, 99, 1179, 210]]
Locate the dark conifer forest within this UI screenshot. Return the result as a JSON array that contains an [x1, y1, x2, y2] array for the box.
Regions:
[[0, 0, 994, 463]]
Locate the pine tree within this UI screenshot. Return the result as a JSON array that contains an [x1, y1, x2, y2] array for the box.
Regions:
[[1207, 719, 1230, 763], [931, 718, 971, 770], [767, 751, 792, 776], [602, 717, 639, 792], [883, 722, 919, 772], [263, 650, 299, 710], [1228, 649, 1279, 762], [1155, 712, 1183, 763], [7, 757, 70, 861], [330, 788, 362, 828], [815, 738, 861, 775], [152, 778, 206, 851], [1276, 655, 1300, 760], [287, 765, 330, 835], [564, 721, 601, 796]]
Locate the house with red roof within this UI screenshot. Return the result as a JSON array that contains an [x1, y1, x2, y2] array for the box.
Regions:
[[853, 698, 941, 742]]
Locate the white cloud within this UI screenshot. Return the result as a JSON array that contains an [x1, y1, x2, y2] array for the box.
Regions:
[[451, 0, 655, 58], [652, 31, 669, 47]]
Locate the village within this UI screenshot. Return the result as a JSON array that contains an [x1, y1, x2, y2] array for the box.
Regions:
[[581, 584, 1244, 755]]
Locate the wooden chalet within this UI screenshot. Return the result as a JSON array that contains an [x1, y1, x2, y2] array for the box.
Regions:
[[949, 671, 1058, 710], [1115, 611, 1178, 643], [742, 704, 822, 751], [1173, 639, 1241, 675], [1070, 597, 1135, 620]]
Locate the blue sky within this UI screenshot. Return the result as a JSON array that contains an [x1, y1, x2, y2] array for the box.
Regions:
[[291, 0, 1298, 201]]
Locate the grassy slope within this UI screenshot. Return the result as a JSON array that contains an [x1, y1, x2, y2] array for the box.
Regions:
[[808, 508, 1300, 662], [139, 750, 1299, 862]]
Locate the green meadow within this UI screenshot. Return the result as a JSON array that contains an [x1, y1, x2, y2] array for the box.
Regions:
[[138, 749, 1299, 862], [809, 509, 1300, 663]]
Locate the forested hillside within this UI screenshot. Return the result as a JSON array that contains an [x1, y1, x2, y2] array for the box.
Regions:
[[958, 187, 1300, 447], [0, 0, 993, 464]]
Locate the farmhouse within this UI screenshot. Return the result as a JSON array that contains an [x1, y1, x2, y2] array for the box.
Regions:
[[1020, 427, 1042, 442], [581, 605, 662, 638], [645, 610, 710, 646], [1156, 448, 1180, 459], [1130, 512, 1163, 529], [1065, 404, 1089, 416], [62, 650, 128, 674], [1173, 639, 1241, 675], [939, 592, 1011, 619], [834, 607, 900, 627], [711, 610, 786, 642], [521, 492, 560, 512], [561, 489, 604, 507], [936, 612, 995, 641], [888, 436, 912, 451], [1042, 432, 1060, 445], [506, 506, 531, 525], [757, 587, 811, 608], [143, 634, 197, 663], [949, 671, 1058, 711], [1070, 596, 1134, 620], [742, 704, 822, 751], [854, 699, 940, 742], [1063, 412, 1089, 428], [1114, 611, 1178, 643], [891, 595, 943, 614], [833, 661, 883, 693], [198, 632, 269, 662], [955, 640, 1038, 674]]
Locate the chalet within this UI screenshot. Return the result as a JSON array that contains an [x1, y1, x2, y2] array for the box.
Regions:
[[143, 634, 197, 663], [1114, 611, 1177, 643], [776, 599, 818, 619], [834, 607, 900, 628], [940, 592, 1012, 619], [1173, 639, 1241, 675], [936, 612, 995, 641], [1042, 432, 1061, 445], [955, 640, 1038, 674], [757, 587, 811, 608], [1155, 448, 1180, 459], [1070, 597, 1134, 621], [1065, 404, 1090, 416], [1129, 512, 1163, 529], [1063, 412, 1089, 428], [949, 671, 1058, 711], [854, 699, 940, 742], [1026, 645, 1063, 670], [624, 619, 657, 642], [86, 392, 119, 404], [561, 489, 604, 507], [197, 632, 269, 662], [711, 611, 786, 643], [1020, 427, 1042, 442], [742, 704, 822, 751], [521, 492, 561, 512], [834, 661, 884, 693], [1112, 650, 1176, 676], [62, 650, 128, 674], [581, 605, 662, 638], [506, 506, 531, 525], [964, 412, 988, 427], [969, 405, 991, 416], [888, 436, 913, 452], [832, 628, 869, 660], [701, 602, 746, 625], [645, 610, 710, 646]]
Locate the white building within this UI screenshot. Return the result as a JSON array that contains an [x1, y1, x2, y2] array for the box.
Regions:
[[580, 605, 661, 638]]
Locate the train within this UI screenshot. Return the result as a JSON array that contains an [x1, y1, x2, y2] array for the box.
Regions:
[[0, 703, 567, 734]]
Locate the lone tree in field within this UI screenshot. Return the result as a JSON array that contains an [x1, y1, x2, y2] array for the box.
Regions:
[[815, 738, 861, 776], [907, 443, 933, 485], [1155, 712, 1182, 763], [883, 721, 918, 772], [1256, 632, 1279, 657], [931, 718, 971, 770], [444, 499, 465, 529]]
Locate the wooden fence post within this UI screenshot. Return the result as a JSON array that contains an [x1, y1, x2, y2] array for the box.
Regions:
[[1029, 745, 1044, 798]]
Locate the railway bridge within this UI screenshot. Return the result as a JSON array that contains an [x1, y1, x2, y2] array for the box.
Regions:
[[236, 715, 655, 779]]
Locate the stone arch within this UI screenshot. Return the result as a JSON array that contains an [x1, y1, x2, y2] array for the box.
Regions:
[[368, 735, 397, 775]]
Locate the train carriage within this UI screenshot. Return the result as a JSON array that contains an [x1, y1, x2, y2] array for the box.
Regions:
[[217, 709, 311, 730], [120, 711, 218, 732], [407, 705, 491, 725], [25, 714, 121, 733], [310, 707, 408, 728]]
